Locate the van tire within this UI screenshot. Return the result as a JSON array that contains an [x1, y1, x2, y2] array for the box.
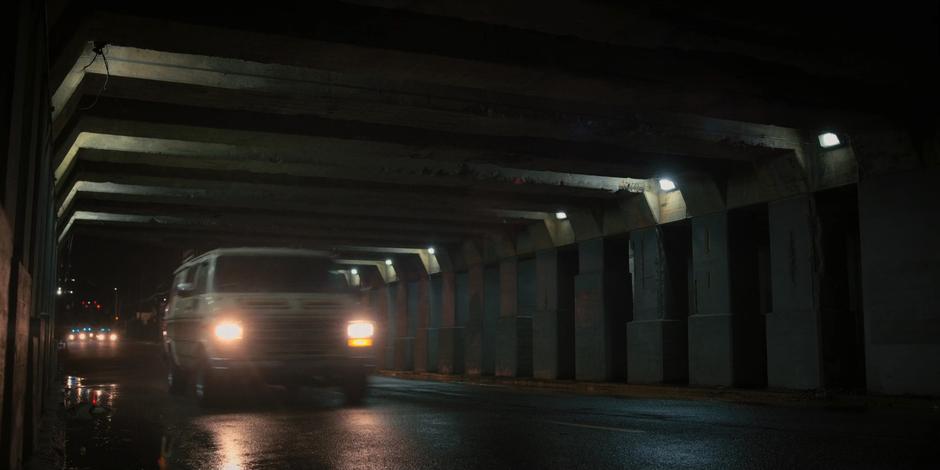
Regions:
[[167, 360, 189, 396], [194, 359, 226, 407]]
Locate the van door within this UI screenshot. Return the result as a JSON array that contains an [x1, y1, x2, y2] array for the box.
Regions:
[[173, 262, 210, 363]]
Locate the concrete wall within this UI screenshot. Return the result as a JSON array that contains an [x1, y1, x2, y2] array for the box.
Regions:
[[859, 168, 940, 395], [1, 2, 57, 467]]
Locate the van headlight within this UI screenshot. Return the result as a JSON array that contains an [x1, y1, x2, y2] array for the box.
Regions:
[[214, 321, 244, 342], [347, 320, 374, 347]]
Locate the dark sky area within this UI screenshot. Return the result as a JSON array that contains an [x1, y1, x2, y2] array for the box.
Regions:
[[57, 236, 183, 326]]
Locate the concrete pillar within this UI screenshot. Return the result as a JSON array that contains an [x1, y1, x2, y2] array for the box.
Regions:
[[437, 271, 463, 374], [495, 258, 535, 377], [382, 285, 396, 370], [627, 225, 689, 384], [688, 213, 734, 386], [858, 167, 940, 395], [464, 264, 488, 375], [574, 238, 630, 382], [533, 249, 576, 379], [767, 195, 821, 389], [425, 274, 442, 373], [412, 278, 430, 372], [393, 281, 415, 370]]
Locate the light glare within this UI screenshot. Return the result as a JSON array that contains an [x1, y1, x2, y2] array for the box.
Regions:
[[347, 321, 375, 339], [427, 247, 436, 255], [555, 211, 568, 220], [350, 268, 358, 275], [818, 132, 840, 148], [659, 178, 677, 191], [385, 259, 393, 266], [214, 322, 244, 341]]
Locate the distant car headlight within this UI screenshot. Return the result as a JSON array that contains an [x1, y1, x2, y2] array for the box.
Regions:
[[213, 321, 244, 342], [68, 334, 75, 340], [347, 321, 374, 347], [109, 333, 118, 341], [79, 333, 86, 340]]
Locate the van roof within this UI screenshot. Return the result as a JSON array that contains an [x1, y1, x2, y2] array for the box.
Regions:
[[174, 247, 332, 273]]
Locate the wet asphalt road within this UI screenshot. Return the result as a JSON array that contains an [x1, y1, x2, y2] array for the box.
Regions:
[[60, 340, 939, 470]]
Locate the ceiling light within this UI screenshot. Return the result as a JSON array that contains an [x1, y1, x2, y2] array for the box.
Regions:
[[555, 211, 568, 220], [658, 178, 676, 191], [818, 132, 841, 148]]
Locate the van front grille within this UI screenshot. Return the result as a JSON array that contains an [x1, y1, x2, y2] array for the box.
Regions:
[[244, 315, 345, 357]]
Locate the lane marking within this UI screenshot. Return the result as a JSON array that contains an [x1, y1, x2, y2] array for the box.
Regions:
[[546, 420, 645, 434]]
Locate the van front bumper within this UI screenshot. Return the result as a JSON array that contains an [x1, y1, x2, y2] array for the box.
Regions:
[[206, 355, 375, 384]]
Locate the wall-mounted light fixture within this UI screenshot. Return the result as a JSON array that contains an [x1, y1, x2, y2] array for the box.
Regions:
[[818, 132, 841, 149]]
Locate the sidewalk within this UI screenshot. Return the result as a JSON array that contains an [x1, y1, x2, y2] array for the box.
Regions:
[[378, 370, 940, 411]]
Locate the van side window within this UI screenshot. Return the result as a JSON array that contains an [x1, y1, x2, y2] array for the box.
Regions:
[[194, 263, 209, 295], [172, 269, 190, 296]]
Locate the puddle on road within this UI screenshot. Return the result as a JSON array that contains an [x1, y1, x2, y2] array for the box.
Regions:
[[63, 376, 162, 470]]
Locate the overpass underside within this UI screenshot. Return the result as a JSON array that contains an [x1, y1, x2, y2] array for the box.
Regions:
[[1, 1, 938, 468]]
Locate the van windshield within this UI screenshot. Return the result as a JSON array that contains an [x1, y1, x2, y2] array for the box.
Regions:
[[214, 255, 348, 293]]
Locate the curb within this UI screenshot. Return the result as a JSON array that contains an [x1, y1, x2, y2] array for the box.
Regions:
[[377, 370, 940, 411]]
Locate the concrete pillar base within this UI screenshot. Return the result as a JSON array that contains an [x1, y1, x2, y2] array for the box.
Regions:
[[627, 319, 688, 384], [426, 327, 439, 373], [688, 313, 733, 386], [766, 310, 819, 389], [437, 327, 465, 374], [495, 315, 533, 377], [394, 337, 415, 371], [414, 329, 429, 372], [574, 269, 629, 382]]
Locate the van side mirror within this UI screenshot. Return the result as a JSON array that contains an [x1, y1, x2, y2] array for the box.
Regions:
[[176, 282, 194, 296]]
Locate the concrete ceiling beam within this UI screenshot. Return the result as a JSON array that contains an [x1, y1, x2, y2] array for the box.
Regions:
[[48, 10, 891, 129], [59, 166, 600, 218], [57, 181, 547, 227], [53, 59, 793, 163], [54, 97, 755, 184], [64, 198, 509, 238], [59, 211, 469, 247]]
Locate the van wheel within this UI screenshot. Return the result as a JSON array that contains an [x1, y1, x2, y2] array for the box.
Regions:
[[342, 373, 368, 405], [194, 360, 226, 407], [167, 361, 189, 396]]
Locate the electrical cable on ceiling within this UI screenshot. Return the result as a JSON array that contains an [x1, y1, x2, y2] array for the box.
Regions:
[[79, 42, 110, 111]]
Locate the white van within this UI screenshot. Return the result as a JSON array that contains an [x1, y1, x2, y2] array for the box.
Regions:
[[162, 247, 376, 405]]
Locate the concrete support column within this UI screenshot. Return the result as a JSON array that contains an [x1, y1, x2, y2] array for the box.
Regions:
[[413, 278, 431, 372], [393, 281, 413, 370], [858, 167, 940, 395], [688, 213, 734, 386], [437, 271, 463, 374], [495, 258, 534, 377], [382, 284, 396, 370], [533, 249, 576, 379], [574, 238, 630, 382], [464, 264, 489, 375], [425, 274, 442, 373], [628, 226, 689, 384], [767, 195, 821, 389]]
